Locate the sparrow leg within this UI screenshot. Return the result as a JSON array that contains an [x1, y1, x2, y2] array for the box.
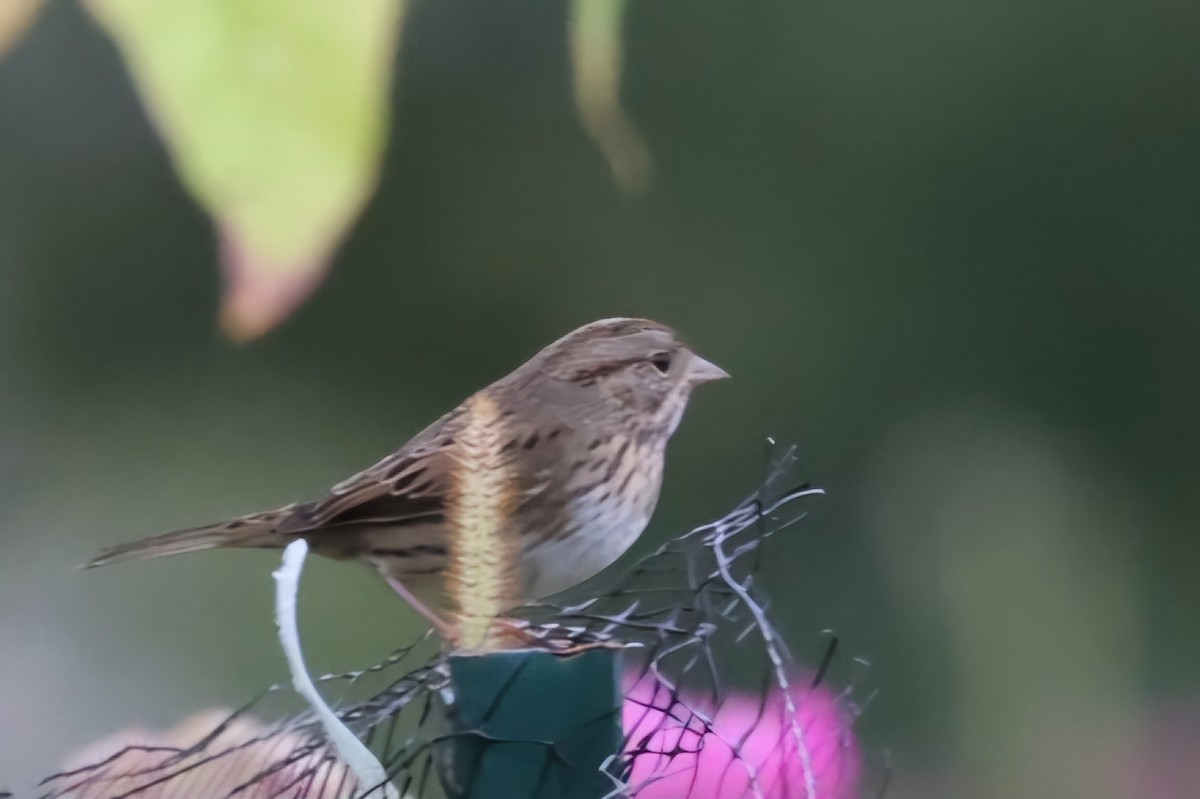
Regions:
[[384, 575, 454, 640]]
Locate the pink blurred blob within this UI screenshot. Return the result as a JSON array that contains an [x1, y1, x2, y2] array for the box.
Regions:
[[624, 673, 861, 799], [1134, 700, 1200, 799], [49, 709, 354, 799]]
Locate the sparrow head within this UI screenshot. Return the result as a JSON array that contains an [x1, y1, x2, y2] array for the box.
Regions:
[[524, 317, 729, 433]]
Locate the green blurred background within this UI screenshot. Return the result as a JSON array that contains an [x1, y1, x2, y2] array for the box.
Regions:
[[2, 2, 1198, 797]]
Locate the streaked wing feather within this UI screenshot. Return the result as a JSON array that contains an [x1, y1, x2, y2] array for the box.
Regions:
[[278, 397, 573, 544], [276, 407, 465, 535]]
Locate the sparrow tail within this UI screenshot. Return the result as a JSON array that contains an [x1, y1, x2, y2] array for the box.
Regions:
[[81, 509, 293, 569]]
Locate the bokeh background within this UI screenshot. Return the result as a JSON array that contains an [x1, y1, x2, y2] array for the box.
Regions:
[[2, 2, 1198, 797]]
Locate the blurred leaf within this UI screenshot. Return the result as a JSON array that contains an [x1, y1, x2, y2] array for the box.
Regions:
[[569, 0, 651, 192], [84, 0, 407, 340], [0, 0, 45, 59]]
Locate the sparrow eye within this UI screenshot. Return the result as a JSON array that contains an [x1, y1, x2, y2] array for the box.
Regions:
[[649, 352, 673, 373]]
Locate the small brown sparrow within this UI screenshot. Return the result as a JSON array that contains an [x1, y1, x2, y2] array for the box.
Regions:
[[85, 318, 728, 626]]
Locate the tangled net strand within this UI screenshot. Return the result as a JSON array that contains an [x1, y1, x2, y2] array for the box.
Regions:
[[40, 446, 861, 799]]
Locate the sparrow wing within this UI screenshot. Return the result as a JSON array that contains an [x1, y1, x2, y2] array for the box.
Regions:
[[275, 406, 467, 535]]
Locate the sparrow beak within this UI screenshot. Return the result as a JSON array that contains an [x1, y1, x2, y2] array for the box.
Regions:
[[686, 354, 731, 384]]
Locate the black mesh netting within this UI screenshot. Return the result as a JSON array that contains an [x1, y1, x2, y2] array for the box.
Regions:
[[38, 447, 866, 799]]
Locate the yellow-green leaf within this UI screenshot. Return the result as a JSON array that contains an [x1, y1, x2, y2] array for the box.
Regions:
[[569, 0, 651, 192], [84, 0, 406, 339]]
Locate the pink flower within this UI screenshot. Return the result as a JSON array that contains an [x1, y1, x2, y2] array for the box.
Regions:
[[624, 673, 861, 799]]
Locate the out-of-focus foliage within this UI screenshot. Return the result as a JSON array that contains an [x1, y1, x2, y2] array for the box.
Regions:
[[569, 0, 650, 192], [1, 2, 1198, 798], [0, 0, 45, 58], [83, 0, 406, 340], [4, 0, 642, 339]]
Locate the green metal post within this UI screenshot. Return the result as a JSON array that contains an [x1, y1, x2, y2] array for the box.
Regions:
[[435, 647, 623, 799]]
